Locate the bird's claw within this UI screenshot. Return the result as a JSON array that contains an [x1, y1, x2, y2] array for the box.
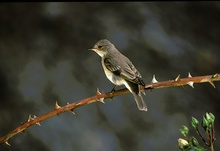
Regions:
[[110, 85, 117, 94], [110, 89, 115, 94]]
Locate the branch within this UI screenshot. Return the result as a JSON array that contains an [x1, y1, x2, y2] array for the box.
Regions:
[[0, 73, 219, 145]]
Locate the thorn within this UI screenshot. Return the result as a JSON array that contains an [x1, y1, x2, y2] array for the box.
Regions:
[[55, 101, 61, 109], [64, 102, 75, 114], [66, 102, 76, 114], [96, 88, 102, 95], [108, 97, 114, 101], [97, 97, 105, 104], [188, 72, 192, 78], [151, 74, 158, 83], [212, 73, 219, 78], [36, 122, 41, 126], [187, 81, 194, 88], [208, 80, 216, 88], [187, 72, 194, 88], [28, 115, 41, 126], [5, 141, 11, 146], [175, 74, 181, 82], [27, 114, 32, 122], [69, 109, 76, 115], [96, 88, 105, 103]]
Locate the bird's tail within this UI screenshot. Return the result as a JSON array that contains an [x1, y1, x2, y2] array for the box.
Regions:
[[125, 80, 148, 111], [132, 92, 148, 111]]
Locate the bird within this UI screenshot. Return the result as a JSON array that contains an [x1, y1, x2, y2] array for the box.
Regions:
[[89, 39, 147, 111]]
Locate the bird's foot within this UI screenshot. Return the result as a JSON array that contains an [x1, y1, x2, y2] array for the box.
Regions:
[[110, 85, 117, 94]]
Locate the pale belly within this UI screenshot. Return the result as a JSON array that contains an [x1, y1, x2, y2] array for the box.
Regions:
[[101, 60, 125, 86]]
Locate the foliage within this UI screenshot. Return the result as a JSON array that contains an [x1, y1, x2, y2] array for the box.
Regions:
[[178, 112, 215, 151]]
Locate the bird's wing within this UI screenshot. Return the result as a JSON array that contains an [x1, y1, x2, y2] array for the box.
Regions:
[[104, 57, 122, 76], [121, 61, 145, 86], [104, 56, 145, 86]]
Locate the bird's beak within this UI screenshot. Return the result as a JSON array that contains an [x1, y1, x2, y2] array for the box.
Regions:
[[88, 48, 96, 51]]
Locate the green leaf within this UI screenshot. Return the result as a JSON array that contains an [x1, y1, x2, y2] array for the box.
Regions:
[[180, 145, 206, 151], [180, 125, 189, 137], [191, 117, 199, 129], [201, 116, 209, 131], [205, 112, 212, 123], [187, 146, 206, 151], [208, 112, 215, 123], [190, 136, 199, 147]]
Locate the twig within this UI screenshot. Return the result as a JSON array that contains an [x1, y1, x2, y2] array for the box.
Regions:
[[210, 123, 215, 151], [0, 73, 219, 145], [196, 128, 210, 146]]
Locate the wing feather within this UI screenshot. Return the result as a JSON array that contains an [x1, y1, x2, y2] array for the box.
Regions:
[[104, 55, 145, 86]]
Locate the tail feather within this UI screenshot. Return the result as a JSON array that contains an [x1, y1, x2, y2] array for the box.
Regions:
[[125, 80, 148, 111], [132, 92, 148, 111]]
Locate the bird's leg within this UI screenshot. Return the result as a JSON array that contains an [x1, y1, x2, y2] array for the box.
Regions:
[[110, 85, 117, 93], [108, 85, 117, 101]]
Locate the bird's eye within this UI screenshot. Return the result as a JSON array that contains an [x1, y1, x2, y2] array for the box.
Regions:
[[98, 45, 102, 49]]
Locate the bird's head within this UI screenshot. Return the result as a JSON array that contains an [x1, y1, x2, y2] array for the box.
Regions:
[[89, 39, 114, 57]]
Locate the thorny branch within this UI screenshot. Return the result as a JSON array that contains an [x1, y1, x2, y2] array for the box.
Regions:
[[0, 73, 219, 145]]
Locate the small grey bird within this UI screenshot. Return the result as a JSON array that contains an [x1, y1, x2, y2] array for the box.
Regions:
[[89, 39, 147, 111]]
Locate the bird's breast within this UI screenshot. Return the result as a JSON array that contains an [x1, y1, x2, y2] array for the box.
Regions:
[[101, 59, 124, 86]]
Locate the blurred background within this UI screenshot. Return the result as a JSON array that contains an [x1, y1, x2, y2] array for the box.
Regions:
[[0, 2, 220, 151]]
